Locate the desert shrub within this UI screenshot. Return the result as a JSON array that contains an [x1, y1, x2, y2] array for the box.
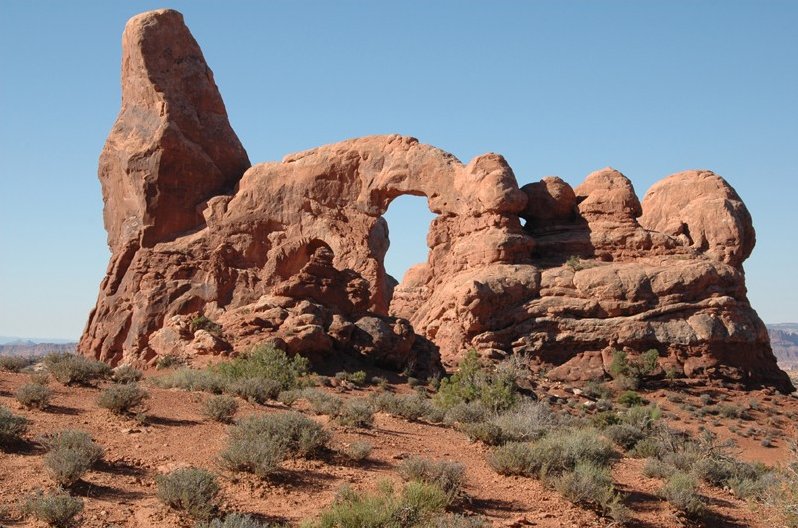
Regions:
[[342, 441, 373, 461], [44, 353, 110, 385], [583, 379, 612, 400], [112, 364, 142, 383], [202, 395, 238, 423], [460, 422, 505, 446], [554, 462, 628, 521], [434, 350, 519, 413], [22, 489, 83, 527], [197, 514, 281, 528], [190, 314, 223, 336], [156, 467, 219, 519], [425, 514, 487, 528], [0, 404, 29, 447], [0, 355, 34, 372], [605, 423, 646, 451], [659, 471, 705, 517], [30, 370, 50, 385], [699, 393, 713, 405], [617, 390, 644, 407], [490, 400, 557, 443], [335, 399, 375, 428], [41, 430, 103, 487], [310, 480, 447, 528], [213, 344, 308, 391], [605, 405, 661, 452], [230, 377, 281, 404], [97, 382, 148, 415], [303, 389, 343, 416], [398, 457, 465, 503], [371, 392, 439, 422], [221, 412, 330, 477], [443, 401, 489, 425], [16, 382, 52, 409], [335, 370, 368, 386], [153, 368, 227, 393], [487, 442, 536, 476], [156, 353, 185, 369], [277, 389, 300, 406]]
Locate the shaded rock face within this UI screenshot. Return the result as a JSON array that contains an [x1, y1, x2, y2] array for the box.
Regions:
[[80, 9, 793, 393]]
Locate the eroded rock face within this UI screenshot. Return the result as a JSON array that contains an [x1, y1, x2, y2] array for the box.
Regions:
[[80, 9, 793, 393]]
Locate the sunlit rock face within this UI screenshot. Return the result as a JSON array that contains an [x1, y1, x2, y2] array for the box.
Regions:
[[80, 9, 793, 394]]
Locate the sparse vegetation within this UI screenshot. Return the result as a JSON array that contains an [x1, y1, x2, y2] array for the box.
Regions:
[[608, 349, 660, 390], [0, 404, 29, 447], [156, 467, 219, 519], [659, 471, 705, 517], [16, 382, 52, 409], [342, 440, 373, 462], [202, 394, 238, 423], [197, 514, 282, 528], [398, 457, 465, 503], [190, 314, 223, 336], [22, 488, 83, 527], [434, 350, 522, 413], [335, 398, 375, 428], [213, 344, 308, 391], [304, 389, 343, 416], [97, 382, 149, 415], [230, 377, 282, 404], [156, 353, 185, 369], [112, 364, 143, 383], [335, 370, 368, 386], [0, 355, 34, 372], [554, 461, 628, 522], [41, 430, 103, 487], [44, 352, 110, 385]]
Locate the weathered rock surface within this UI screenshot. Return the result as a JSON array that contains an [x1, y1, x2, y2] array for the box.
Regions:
[[80, 9, 793, 393]]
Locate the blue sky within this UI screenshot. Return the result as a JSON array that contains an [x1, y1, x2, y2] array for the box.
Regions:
[[0, 1, 796, 339]]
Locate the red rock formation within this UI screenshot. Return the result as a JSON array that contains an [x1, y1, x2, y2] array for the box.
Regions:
[[80, 9, 793, 393]]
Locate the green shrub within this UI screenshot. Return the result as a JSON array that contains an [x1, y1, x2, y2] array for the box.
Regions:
[[190, 315, 223, 336], [310, 480, 447, 528], [277, 389, 300, 406], [16, 382, 52, 409], [197, 514, 281, 528], [335, 370, 368, 386], [22, 489, 83, 527], [0, 404, 29, 447], [617, 390, 644, 407], [335, 399, 375, 428], [0, 355, 34, 372], [659, 471, 705, 517], [230, 377, 282, 404], [221, 412, 330, 477], [487, 442, 536, 476], [41, 430, 103, 487], [583, 379, 612, 400], [554, 462, 628, 521], [371, 392, 440, 422], [303, 389, 343, 416], [490, 401, 556, 443], [434, 350, 519, 412], [398, 457, 465, 503], [342, 441, 373, 462], [112, 365, 142, 383], [460, 422, 505, 446], [212, 344, 308, 390], [443, 401, 488, 425], [97, 383, 148, 415], [202, 395, 238, 423], [156, 467, 219, 519], [153, 368, 227, 393], [44, 353, 110, 385]]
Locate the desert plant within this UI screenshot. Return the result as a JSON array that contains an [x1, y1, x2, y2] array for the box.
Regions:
[[213, 344, 308, 390], [44, 352, 110, 385], [0, 355, 34, 372], [335, 370, 368, 386], [617, 390, 644, 407], [490, 400, 557, 443], [659, 471, 705, 517], [398, 457, 465, 503], [197, 514, 281, 528], [434, 350, 519, 412], [372, 392, 440, 423], [0, 404, 29, 447], [303, 389, 343, 416], [156, 467, 219, 519], [335, 399, 375, 428], [22, 488, 83, 527], [16, 382, 52, 409], [230, 377, 282, 404], [342, 441, 373, 461], [97, 382, 148, 415], [460, 422, 505, 446], [202, 395, 238, 423], [156, 353, 185, 369], [41, 430, 103, 487], [190, 314, 223, 336], [153, 368, 227, 393], [112, 364, 142, 383], [554, 461, 628, 521], [487, 442, 537, 476], [443, 400, 489, 425], [30, 370, 50, 385], [277, 389, 300, 406]]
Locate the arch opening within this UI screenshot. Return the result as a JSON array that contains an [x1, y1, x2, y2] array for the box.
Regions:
[[381, 194, 436, 306]]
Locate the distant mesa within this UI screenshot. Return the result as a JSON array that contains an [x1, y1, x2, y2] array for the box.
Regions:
[[79, 9, 793, 393]]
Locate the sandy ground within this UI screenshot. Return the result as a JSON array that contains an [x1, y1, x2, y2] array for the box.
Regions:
[[1, 369, 796, 528]]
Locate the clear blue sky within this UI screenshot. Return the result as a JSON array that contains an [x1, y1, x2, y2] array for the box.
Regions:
[[1, 1, 796, 340]]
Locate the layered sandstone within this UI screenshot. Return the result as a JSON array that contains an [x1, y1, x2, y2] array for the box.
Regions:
[[80, 9, 793, 393]]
